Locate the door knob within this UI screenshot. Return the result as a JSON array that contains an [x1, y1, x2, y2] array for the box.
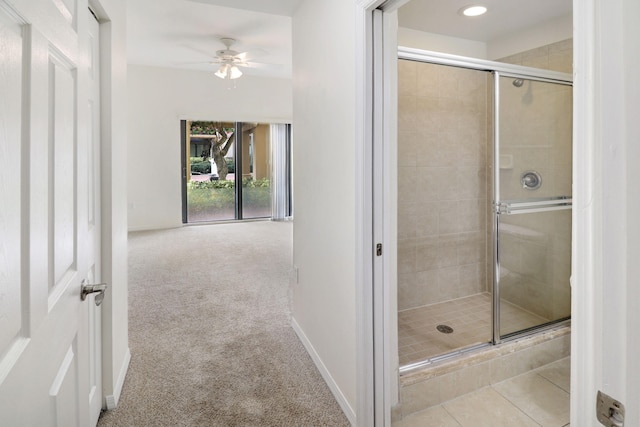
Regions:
[[81, 280, 108, 306]]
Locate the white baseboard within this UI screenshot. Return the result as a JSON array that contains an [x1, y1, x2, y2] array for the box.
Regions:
[[105, 348, 131, 410], [291, 318, 356, 426], [127, 224, 178, 232]]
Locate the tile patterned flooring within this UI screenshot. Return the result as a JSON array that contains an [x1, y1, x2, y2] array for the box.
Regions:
[[394, 357, 571, 427], [398, 293, 549, 366]]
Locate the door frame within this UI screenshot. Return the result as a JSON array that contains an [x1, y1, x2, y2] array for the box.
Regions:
[[354, 1, 388, 426], [571, 0, 640, 425], [355, 0, 635, 425], [87, 0, 130, 411]]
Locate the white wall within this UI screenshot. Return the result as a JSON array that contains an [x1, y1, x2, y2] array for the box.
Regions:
[[488, 14, 572, 60], [291, 0, 357, 423], [127, 65, 293, 230], [397, 14, 572, 63], [398, 27, 488, 58]]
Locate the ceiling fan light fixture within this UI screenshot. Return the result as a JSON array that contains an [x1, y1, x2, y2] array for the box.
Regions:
[[215, 64, 243, 80], [460, 5, 487, 17], [214, 64, 228, 79], [228, 65, 243, 79]]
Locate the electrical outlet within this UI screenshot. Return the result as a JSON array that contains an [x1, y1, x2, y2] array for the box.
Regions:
[[597, 390, 624, 427]]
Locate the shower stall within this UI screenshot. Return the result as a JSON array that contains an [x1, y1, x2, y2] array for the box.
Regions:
[[397, 48, 573, 370]]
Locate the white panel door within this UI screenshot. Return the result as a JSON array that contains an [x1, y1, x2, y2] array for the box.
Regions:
[[0, 0, 101, 425]]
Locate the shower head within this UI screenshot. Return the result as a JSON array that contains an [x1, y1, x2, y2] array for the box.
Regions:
[[513, 79, 524, 88]]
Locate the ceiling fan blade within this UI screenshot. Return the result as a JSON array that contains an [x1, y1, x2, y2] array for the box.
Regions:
[[172, 60, 212, 66], [235, 60, 282, 70], [235, 51, 250, 61]]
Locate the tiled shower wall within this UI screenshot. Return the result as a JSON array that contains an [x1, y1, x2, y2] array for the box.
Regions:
[[397, 39, 573, 313], [495, 39, 573, 321], [497, 38, 573, 74], [397, 62, 489, 310]]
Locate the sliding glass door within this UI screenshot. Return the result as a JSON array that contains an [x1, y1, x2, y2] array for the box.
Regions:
[[181, 120, 291, 223], [493, 74, 573, 341], [240, 123, 272, 219]]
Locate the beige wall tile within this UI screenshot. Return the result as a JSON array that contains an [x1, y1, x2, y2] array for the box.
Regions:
[[436, 167, 460, 200], [409, 270, 440, 309], [416, 236, 439, 272], [489, 334, 570, 384], [490, 346, 539, 384], [399, 59, 418, 97], [398, 272, 418, 309], [437, 266, 460, 301], [415, 131, 441, 167], [398, 131, 419, 167], [398, 165, 419, 206], [457, 232, 485, 265], [458, 263, 485, 295], [416, 61, 440, 98], [436, 235, 459, 269], [398, 94, 418, 129], [458, 199, 486, 233], [416, 167, 443, 202], [414, 202, 439, 237], [438, 201, 460, 235], [438, 362, 491, 403], [398, 238, 417, 274], [400, 376, 443, 415], [457, 166, 486, 199]]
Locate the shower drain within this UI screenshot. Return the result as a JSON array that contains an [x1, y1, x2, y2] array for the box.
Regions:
[[436, 324, 454, 334]]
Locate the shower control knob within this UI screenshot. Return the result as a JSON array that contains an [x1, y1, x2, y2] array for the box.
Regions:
[[521, 171, 542, 190]]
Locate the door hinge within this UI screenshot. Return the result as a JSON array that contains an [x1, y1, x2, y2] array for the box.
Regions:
[[376, 243, 382, 256]]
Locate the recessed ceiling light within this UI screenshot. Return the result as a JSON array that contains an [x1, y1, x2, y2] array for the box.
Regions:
[[460, 5, 488, 17]]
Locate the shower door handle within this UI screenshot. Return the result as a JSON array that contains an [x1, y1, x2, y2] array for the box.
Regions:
[[495, 197, 572, 215]]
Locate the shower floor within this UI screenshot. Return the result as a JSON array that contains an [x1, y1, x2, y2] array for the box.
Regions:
[[398, 293, 549, 367]]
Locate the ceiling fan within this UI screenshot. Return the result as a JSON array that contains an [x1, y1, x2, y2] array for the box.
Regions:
[[210, 37, 254, 80]]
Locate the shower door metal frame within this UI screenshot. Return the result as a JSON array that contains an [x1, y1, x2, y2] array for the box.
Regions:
[[398, 47, 572, 82], [397, 48, 573, 369]]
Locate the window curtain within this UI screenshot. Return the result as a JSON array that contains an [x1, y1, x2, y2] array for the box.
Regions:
[[270, 124, 292, 220]]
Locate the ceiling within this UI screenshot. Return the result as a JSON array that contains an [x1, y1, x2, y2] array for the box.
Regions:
[[397, 0, 572, 42], [127, 0, 571, 79], [127, 0, 301, 78]]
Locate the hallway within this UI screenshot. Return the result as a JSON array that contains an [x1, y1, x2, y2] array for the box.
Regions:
[[97, 221, 349, 426]]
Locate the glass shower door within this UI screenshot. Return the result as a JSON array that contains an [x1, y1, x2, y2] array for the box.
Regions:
[[493, 74, 573, 341]]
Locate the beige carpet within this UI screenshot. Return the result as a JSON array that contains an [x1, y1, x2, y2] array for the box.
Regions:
[[97, 221, 350, 427]]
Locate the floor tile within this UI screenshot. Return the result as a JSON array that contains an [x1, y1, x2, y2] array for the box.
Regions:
[[536, 357, 570, 392], [398, 293, 492, 365], [398, 292, 552, 366], [393, 405, 462, 427], [443, 387, 538, 427], [493, 372, 570, 426]]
